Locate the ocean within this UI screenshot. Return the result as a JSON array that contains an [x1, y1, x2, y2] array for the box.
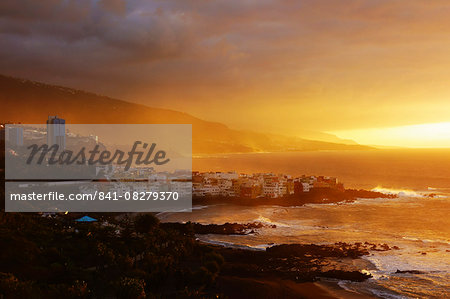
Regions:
[[192, 149, 450, 191], [162, 149, 450, 298]]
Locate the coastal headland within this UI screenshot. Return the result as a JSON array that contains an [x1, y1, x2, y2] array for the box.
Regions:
[[193, 187, 395, 207]]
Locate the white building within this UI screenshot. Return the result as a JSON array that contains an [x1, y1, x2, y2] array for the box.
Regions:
[[302, 183, 311, 192]]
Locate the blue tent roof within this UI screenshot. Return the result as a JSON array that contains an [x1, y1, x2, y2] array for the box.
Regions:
[[75, 216, 97, 222]]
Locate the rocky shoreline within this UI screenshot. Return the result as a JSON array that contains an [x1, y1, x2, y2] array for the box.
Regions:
[[161, 221, 276, 235], [193, 187, 396, 207], [205, 241, 393, 298], [162, 221, 398, 298], [214, 242, 373, 281]]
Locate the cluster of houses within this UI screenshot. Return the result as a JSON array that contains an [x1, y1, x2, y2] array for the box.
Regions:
[[96, 169, 344, 199], [192, 171, 344, 198], [98, 166, 192, 196]]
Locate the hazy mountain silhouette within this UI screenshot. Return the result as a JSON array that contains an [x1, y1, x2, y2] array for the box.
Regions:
[[0, 75, 370, 154]]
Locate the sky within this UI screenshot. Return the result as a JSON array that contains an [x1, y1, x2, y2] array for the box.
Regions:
[[1, 0, 450, 147]]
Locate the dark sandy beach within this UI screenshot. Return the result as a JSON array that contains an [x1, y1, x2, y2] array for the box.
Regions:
[[216, 276, 376, 298]]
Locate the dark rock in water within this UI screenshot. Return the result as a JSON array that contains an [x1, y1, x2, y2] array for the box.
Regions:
[[380, 243, 390, 250], [370, 243, 391, 251], [214, 242, 376, 284], [321, 270, 372, 281], [392, 246, 400, 250], [395, 269, 426, 274], [266, 243, 370, 258], [161, 221, 275, 235]]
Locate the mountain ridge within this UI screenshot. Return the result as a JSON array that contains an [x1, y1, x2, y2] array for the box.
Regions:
[[0, 74, 371, 154]]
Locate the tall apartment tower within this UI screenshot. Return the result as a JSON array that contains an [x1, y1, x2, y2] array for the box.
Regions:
[[47, 116, 65, 150], [5, 126, 24, 146]]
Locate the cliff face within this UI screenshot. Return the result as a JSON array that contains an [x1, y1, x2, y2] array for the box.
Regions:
[[0, 75, 371, 154]]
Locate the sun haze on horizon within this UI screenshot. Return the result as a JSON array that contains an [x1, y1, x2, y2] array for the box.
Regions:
[[330, 122, 450, 148]]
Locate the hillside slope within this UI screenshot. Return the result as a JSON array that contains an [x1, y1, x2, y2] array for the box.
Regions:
[[0, 75, 371, 154]]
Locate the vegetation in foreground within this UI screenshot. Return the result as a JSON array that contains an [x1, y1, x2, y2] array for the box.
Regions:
[[0, 212, 388, 299], [0, 213, 224, 298]]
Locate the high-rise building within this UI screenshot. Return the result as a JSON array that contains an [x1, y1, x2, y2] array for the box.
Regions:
[[47, 116, 65, 150], [5, 125, 23, 146]]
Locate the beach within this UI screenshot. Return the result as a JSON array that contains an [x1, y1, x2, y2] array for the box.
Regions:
[[216, 277, 376, 299]]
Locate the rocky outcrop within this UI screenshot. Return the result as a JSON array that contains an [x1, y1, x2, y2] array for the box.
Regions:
[[161, 221, 276, 235]]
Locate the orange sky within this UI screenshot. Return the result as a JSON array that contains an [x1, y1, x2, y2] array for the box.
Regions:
[[331, 122, 450, 148], [1, 0, 450, 147]]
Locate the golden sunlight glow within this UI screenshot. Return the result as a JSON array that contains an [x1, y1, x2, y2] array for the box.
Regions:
[[330, 122, 450, 148]]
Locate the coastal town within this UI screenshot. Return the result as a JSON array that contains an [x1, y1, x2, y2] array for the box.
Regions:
[[192, 171, 344, 198], [3, 121, 344, 200], [93, 167, 344, 201]]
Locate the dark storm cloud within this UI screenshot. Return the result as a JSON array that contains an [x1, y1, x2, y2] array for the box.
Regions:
[[0, 0, 201, 82], [1, 0, 450, 132]]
